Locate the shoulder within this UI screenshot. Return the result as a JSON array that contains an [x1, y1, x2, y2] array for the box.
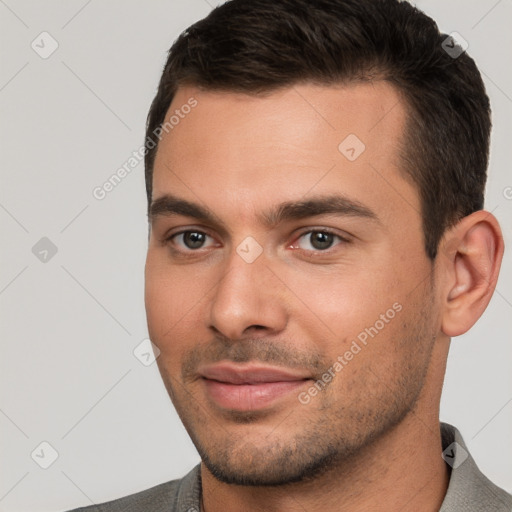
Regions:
[[63, 465, 201, 512], [440, 423, 512, 512]]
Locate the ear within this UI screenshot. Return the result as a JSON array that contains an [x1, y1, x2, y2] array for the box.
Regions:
[[439, 210, 504, 337]]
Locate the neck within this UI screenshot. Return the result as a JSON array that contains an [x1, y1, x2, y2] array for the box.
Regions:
[[200, 411, 449, 512]]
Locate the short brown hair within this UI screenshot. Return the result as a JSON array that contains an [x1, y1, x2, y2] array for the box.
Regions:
[[144, 0, 491, 260]]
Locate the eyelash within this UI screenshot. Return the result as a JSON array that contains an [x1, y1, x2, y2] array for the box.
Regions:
[[163, 228, 351, 255], [164, 230, 218, 252], [292, 228, 351, 252]]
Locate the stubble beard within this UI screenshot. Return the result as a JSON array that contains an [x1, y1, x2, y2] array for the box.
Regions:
[[157, 290, 437, 487]]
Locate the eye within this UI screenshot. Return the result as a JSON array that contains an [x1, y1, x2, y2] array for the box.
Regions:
[[170, 230, 216, 250], [294, 230, 348, 251]]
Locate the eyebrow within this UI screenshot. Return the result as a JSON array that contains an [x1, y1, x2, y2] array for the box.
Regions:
[[261, 195, 379, 227], [149, 193, 380, 228]]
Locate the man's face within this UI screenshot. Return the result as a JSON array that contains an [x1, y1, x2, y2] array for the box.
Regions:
[[145, 82, 441, 485]]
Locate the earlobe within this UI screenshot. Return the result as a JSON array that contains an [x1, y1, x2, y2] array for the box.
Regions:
[[440, 211, 504, 337]]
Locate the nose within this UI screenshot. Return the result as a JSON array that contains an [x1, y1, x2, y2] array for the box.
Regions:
[[208, 248, 288, 341]]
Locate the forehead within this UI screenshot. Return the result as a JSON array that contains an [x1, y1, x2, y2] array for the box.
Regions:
[[151, 81, 419, 229]]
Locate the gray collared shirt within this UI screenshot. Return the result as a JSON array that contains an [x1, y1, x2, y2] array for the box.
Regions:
[[67, 423, 512, 511]]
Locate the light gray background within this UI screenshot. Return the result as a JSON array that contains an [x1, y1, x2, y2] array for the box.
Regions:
[[0, 1, 510, 510]]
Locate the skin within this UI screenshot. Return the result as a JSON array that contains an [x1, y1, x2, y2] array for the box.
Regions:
[[144, 82, 504, 512]]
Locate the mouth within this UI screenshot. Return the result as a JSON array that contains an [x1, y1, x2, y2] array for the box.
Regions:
[[199, 362, 312, 411]]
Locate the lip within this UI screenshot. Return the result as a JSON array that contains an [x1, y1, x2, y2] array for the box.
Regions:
[[199, 363, 312, 411]]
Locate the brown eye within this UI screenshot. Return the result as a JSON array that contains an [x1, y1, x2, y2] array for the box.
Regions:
[[183, 231, 206, 249], [171, 231, 213, 250], [310, 232, 334, 250], [297, 231, 339, 251]]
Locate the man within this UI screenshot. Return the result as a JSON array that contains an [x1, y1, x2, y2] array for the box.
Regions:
[[69, 0, 511, 510]]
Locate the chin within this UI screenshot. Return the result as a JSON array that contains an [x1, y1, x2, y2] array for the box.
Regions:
[[196, 434, 345, 487]]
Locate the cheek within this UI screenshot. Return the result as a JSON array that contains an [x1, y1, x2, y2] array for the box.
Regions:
[[283, 268, 413, 395], [280, 259, 401, 347], [144, 253, 204, 346]]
